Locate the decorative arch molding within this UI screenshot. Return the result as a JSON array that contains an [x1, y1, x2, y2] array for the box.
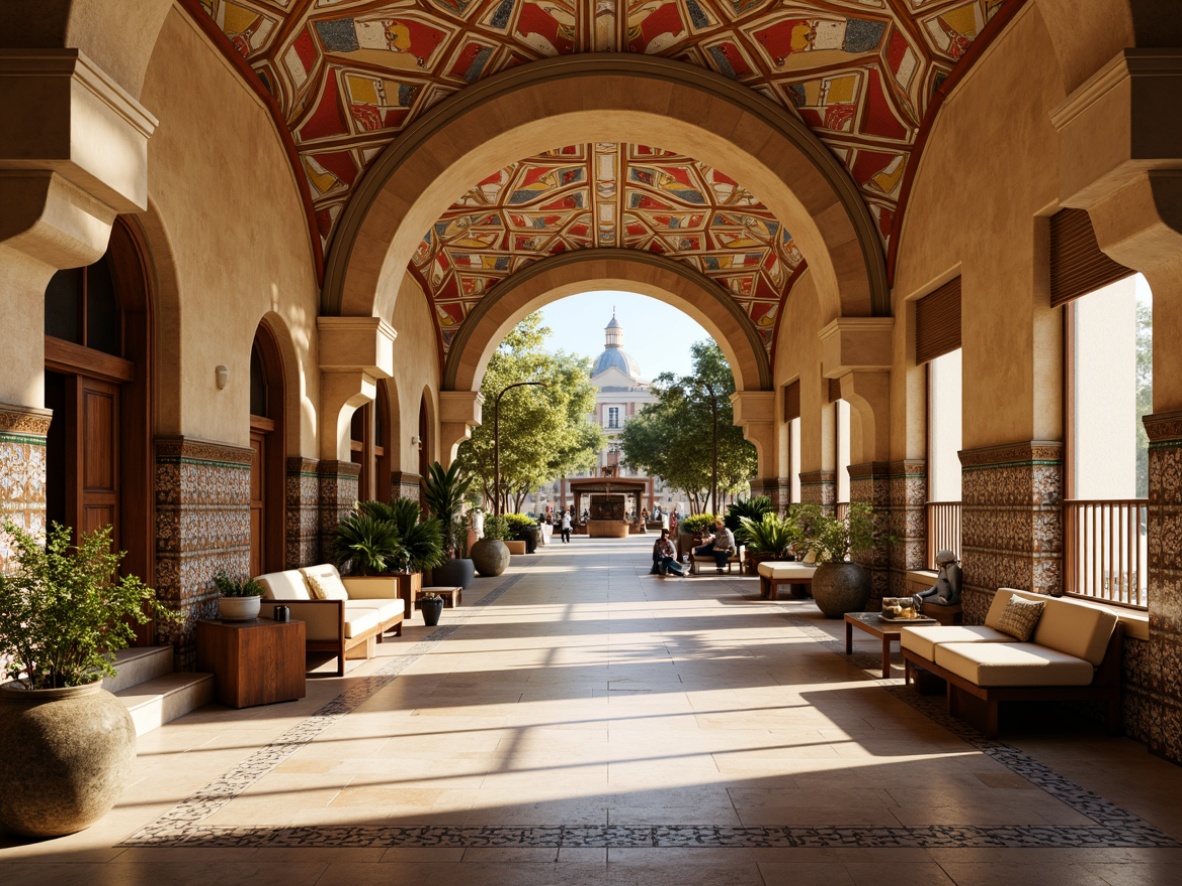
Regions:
[[442, 250, 773, 395], [322, 54, 889, 327]]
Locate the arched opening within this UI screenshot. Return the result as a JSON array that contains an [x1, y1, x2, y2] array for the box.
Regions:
[[44, 216, 155, 643], [418, 391, 431, 485], [350, 386, 391, 503], [249, 324, 287, 575]]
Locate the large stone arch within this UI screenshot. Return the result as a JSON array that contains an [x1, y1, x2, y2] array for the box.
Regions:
[[323, 55, 889, 330], [443, 250, 772, 394]]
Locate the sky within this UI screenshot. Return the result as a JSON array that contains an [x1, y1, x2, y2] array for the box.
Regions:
[[534, 290, 714, 380]]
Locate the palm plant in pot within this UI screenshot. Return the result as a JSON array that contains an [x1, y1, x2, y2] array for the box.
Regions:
[[213, 570, 265, 621], [798, 502, 879, 618], [332, 511, 407, 576], [423, 460, 476, 588], [739, 511, 802, 576], [0, 521, 175, 837]]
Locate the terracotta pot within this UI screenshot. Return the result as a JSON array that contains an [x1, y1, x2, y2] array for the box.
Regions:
[[811, 561, 872, 618], [470, 538, 510, 577], [0, 681, 137, 837]]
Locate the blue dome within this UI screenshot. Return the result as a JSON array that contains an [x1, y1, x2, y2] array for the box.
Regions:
[[592, 347, 641, 378]]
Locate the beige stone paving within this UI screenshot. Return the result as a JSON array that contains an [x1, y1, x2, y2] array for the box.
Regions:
[[4, 534, 1182, 884]]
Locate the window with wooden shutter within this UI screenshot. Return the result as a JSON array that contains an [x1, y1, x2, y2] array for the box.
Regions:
[[915, 277, 962, 365], [1050, 208, 1132, 307], [783, 380, 800, 422]]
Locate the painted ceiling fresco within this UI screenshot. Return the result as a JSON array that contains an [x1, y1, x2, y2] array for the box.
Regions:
[[196, 0, 1012, 260], [408, 143, 805, 355]]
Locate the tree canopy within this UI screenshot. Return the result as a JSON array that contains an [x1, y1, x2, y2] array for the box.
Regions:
[[620, 341, 757, 514], [456, 314, 604, 513]]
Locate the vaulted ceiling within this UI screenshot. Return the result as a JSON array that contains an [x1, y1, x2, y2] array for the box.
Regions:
[[193, 0, 1016, 358]]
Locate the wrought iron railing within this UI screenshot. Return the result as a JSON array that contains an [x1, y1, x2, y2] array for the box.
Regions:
[[1063, 499, 1148, 609]]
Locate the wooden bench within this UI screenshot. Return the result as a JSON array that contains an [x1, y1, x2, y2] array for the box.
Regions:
[[414, 585, 462, 608], [756, 561, 818, 600], [689, 544, 744, 574]]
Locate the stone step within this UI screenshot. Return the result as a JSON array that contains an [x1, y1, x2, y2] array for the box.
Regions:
[[114, 672, 214, 737], [103, 646, 175, 694]]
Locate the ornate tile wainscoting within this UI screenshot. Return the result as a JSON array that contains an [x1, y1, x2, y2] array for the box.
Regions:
[[848, 462, 892, 602], [286, 456, 320, 569], [750, 476, 791, 513], [390, 470, 422, 504], [317, 460, 360, 564], [155, 436, 253, 669], [0, 402, 51, 570], [889, 458, 928, 585], [958, 441, 1064, 623], [799, 470, 836, 511], [1143, 411, 1182, 764]]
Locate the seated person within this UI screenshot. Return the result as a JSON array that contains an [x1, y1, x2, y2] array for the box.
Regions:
[[693, 518, 737, 573], [914, 549, 962, 610], [651, 529, 686, 577]]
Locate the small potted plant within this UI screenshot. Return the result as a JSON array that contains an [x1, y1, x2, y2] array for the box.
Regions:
[[0, 520, 174, 837], [420, 591, 444, 627], [424, 461, 477, 589], [797, 502, 880, 618], [213, 570, 265, 621]]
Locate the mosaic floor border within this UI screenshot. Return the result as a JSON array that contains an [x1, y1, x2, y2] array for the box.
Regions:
[[122, 570, 1179, 851]]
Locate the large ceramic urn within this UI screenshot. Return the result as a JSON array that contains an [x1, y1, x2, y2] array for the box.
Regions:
[[810, 561, 872, 618], [0, 680, 137, 837], [470, 538, 510, 577]]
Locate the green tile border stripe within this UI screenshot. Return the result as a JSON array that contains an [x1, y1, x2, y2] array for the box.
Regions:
[[156, 456, 252, 471], [0, 431, 46, 446]]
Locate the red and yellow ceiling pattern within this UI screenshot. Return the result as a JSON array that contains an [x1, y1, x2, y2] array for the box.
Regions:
[[409, 143, 804, 355], [196, 0, 1012, 259]]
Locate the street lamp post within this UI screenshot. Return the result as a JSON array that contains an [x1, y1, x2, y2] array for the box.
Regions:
[[494, 380, 545, 516]]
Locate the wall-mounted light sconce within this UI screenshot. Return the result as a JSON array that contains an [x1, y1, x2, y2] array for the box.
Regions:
[[410, 435, 422, 449], [215, 365, 229, 390]]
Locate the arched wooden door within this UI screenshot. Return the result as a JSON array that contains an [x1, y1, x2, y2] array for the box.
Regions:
[[249, 326, 286, 576], [44, 218, 154, 643]]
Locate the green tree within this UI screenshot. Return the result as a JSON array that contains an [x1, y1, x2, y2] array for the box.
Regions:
[[621, 341, 757, 514], [457, 314, 605, 513]]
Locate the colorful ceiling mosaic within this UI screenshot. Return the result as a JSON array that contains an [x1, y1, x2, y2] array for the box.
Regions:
[[195, 0, 1014, 259], [408, 143, 804, 354]]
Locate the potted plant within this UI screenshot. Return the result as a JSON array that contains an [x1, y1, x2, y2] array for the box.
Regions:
[[471, 513, 511, 577], [213, 570, 265, 621], [358, 498, 445, 609], [739, 511, 801, 574], [423, 461, 476, 589], [332, 512, 406, 576], [420, 591, 444, 627], [504, 513, 538, 554], [0, 521, 174, 837], [798, 502, 879, 618]]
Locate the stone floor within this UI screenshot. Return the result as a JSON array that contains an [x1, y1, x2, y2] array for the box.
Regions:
[[3, 534, 1182, 885]]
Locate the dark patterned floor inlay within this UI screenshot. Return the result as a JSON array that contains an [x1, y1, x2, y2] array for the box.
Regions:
[[122, 571, 1179, 851]]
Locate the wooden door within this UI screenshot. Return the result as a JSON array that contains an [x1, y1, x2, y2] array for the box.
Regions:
[[249, 423, 271, 579]]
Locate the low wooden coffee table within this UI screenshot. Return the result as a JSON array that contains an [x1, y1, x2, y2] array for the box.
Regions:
[[844, 611, 937, 679]]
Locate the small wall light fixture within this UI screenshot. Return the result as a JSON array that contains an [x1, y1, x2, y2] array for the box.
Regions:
[[410, 435, 422, 449], [215, 365, 229, 390]]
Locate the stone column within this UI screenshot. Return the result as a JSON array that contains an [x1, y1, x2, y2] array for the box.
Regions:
[[154, 437, 253, 670], [848, 462, 892, 604], [318, 460, 361, 564], [286, 456, 320, 569], [888, 459, 928, 591], [958, 442, 1064, 624], [439, 390, 484, 466], [799, 470, 836, 512], [390, 471, 422, 503], [750, 476, 791, 511]]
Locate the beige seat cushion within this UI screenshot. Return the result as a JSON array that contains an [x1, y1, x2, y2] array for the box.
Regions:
[[341, 604, 382, 639], [344, 598, 403, 624], [301, 564, 349, 601], [934, 641, 1095, 687], [900, 625, 1015, 661], [757, 562, 818, 580], [257, 569, 311, 601]]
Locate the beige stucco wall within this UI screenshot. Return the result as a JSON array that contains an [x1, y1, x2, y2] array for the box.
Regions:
[[890, 4, 1065, 456], [388, 273, 440, 471], [773, 268, 828, 476], [139, 8, 320, 453]]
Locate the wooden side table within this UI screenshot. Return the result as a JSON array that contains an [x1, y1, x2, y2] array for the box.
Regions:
[[844, 612, 937, 679], [197, 618, 306, 708]]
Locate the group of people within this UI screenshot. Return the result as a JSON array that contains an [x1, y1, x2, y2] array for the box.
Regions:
[[650, 517, 736, 578]]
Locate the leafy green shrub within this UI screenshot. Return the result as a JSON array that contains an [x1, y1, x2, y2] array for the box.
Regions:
[[424, 461, 473, 558], [481, 515, 513, 542], [798, 502, 878, 563], [679, 513, 719, 536], [0, 521, 175, 689], [212, 570, 264, 597], [357, 499, 445, 572], [739, 513, 800, 558], [333, 513, 405, 575], [503, 513, 538, 540], [726, 496, 773, 545]]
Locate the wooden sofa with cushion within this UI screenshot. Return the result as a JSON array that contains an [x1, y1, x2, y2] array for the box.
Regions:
[[756, 561, 818, 600], [255, 564, 404, 676], [900, 588, 1125, 737]]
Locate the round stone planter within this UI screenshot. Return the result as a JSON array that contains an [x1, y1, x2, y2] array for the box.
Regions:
[[0, 680, 137, 837], [218, 594, 262, 621], [432, 557, 475, 589], [811, 561, 872, 618], [470, 538, 510, 577], [421, 596, 444, 626]]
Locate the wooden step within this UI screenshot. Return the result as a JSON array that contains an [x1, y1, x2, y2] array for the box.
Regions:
[[114, 672, 214, 737]]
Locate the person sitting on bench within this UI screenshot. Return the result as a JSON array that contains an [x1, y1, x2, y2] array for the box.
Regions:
[[693, 518, 736, 573], [651, 529, 687, 577]]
